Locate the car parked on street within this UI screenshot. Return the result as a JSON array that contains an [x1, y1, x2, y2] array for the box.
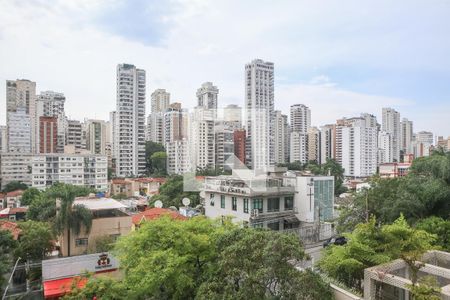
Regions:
[[323, 236, 347, 248]]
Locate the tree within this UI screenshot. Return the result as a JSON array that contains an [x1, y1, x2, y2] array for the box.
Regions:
[[0, 230, 17, 294], [20, 188, 42, 206], [197, 228, 332, 299], [87, 235, 115, 254], [27, 195, 56, 222], [63, 274, 128, 300], [47, 184, 93, 257], [145, 141, 166, 175], [407, 275, 441, 300], [15, 221, 54, 261], [114, 216, 224, 299], [150, 151, 167, 175], [2, 181, 28, 193], [416, 216, 450, 251], [319, 215, 435, 291], [149, 175, 200, 208]]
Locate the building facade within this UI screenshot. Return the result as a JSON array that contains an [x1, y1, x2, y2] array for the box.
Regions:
[[85, 119, 108, 155], [39, 116, 58, 153], [382, 108, 401, 162], [7, 107, 32, 153], [115, 64, 146, 177], [36, 91, 66, 153], [400, 118, 413, 155], [31, 154, 108, 191], [196, 82, 218, 110], [0, 153, 32, 188], [274, 110, 289, 164], [245, 59, 275, 170]]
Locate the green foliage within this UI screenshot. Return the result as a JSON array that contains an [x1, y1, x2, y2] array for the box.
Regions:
[[197, 228, 332, 300], [416, 216, 450, 251], [27, 195, 56, 222], [15, 221, 54, 261], [307, 159, 347, 196], [411, 150, 450, 184], [150, 151, 168, 176], [407, 275, 441, 300], [195, 167, 231, 176], [278, 161, 306, 171], [87, 235, 115, 254], [145, 141, 166, 176], [149, 175, 200, 208], [318, 215, 435, 290], [114, 216, 224, 299], [20, 188, 41, 206], [63, 274, 128, 300], [2, 181, 28, 193], [0, 230, 17, 292]]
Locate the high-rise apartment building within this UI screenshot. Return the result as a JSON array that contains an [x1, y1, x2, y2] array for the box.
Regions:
[[167, 139, 191, 175], [233, 129, 246, 165], [39, 116, 58, 153], [245, 59, 275, 170], [0, 153, 32, 188], [223, 104, 242, 124], [36, 91, 66, 153], [412, 131, 434, 158], [320, 124, 336, 164], [189, 108, 215, 171], [164, 103, 188, 147], [65, 119, 83, 153], [115, 64, 146, 177], [7, 107, 32, 153], [6, 79, 37, 153], [150, 89, 170, 113], [337, 117, 377, 177], [147, 89, 170, 144], [289, 104, 311, 164], [215, 122, 235, 171], [86, 119, 108, 155], [400, 118, 413, 155], [382, 108, 401, 162], [274, 110, 289, 164], [196, 82, 218, 110], [0, 126, 6, 153], [378, 131, 393, 164], [307, 127, 320, 163]]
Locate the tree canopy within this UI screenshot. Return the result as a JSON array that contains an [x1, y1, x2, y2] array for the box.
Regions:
[[0, 230, 17, 293], [15, 221, 54, 261], [2, 181, 28, 193], [149, 175, 200, 208], [145, 141, 167, 176]]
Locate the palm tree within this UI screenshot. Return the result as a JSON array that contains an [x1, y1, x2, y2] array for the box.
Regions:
[[47, 184, 93, 257]]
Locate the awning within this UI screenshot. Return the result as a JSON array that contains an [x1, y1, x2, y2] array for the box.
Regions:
[[43, 277, 87, 299], [283, 215, 300, 224]]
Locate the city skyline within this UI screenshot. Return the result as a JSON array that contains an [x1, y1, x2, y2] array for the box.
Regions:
[[1, 1, 450, 137]]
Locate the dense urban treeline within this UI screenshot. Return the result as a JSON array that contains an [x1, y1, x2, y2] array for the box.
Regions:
[[320, 150, 450, 297], [63, 217, 332, 300]]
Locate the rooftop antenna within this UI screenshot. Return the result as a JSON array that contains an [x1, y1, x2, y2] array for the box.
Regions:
[[154, 200, 163, 208]]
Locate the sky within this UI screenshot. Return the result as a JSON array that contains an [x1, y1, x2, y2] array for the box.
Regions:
[[0, 0, 449, 137]]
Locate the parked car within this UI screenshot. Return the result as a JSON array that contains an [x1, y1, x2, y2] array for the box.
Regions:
[[323, 236, 347, 248]]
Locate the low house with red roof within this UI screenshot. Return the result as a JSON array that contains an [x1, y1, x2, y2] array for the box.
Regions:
[[131, 207, 187, 230], [42, 252, 120, 299], [0, 207, 27, 221], [0, 220, 22, 240], [5, 190, 24, 208]]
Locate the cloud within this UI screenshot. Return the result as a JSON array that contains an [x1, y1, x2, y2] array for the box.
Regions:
[[0, 0, 449, 137]]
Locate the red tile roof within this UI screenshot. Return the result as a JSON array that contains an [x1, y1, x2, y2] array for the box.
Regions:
[[43, 277, 88, 299], [132, 208, 187, 225], [6, 190, 24, 197], [111, 179, 130, 184], [0, 220, 21, 240], [133, 177, 167, 183]]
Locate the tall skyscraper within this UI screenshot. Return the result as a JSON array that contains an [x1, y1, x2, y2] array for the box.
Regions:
[[290, 104, 311, 164], [147, 89, 170, 144], [39, 116, 58, 153], [0, 126, 6, 153], [307, 127, 320, 163], [401, 118, 413, 155], [6, 79, 36, 153], [115, 64, 146, 177], [337, 117, 377, 177], [36, 91, 66, 153], [245, 59, 275, 170], [86, 119, 108, 155], [189, 107, 215, 171], [274, 110, 289, 164], [378, 131, 393, 164], [7, 107, 31, 152], [382, 108, 401, 162], [65, 119, 83, 153], [196, 82, 218, 110], [320, 124, 336, 164]]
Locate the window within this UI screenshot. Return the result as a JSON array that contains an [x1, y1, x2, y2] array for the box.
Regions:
[[267, 198, 280, 212], [267, 221, 280, 231], [75, 238, 88, 247], [232, 197, 237, 211], [252, 198, 263, 213], [221, 195, 225, 209], [243, 198, 249, 213], [252, 223, 263, 229], [284, 196, 294, 211], [210, 193, 215, 206]]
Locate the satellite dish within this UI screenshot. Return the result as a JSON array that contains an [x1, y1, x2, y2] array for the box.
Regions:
[[154, 200, 163, 208], [182, 198, 191, 206]]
